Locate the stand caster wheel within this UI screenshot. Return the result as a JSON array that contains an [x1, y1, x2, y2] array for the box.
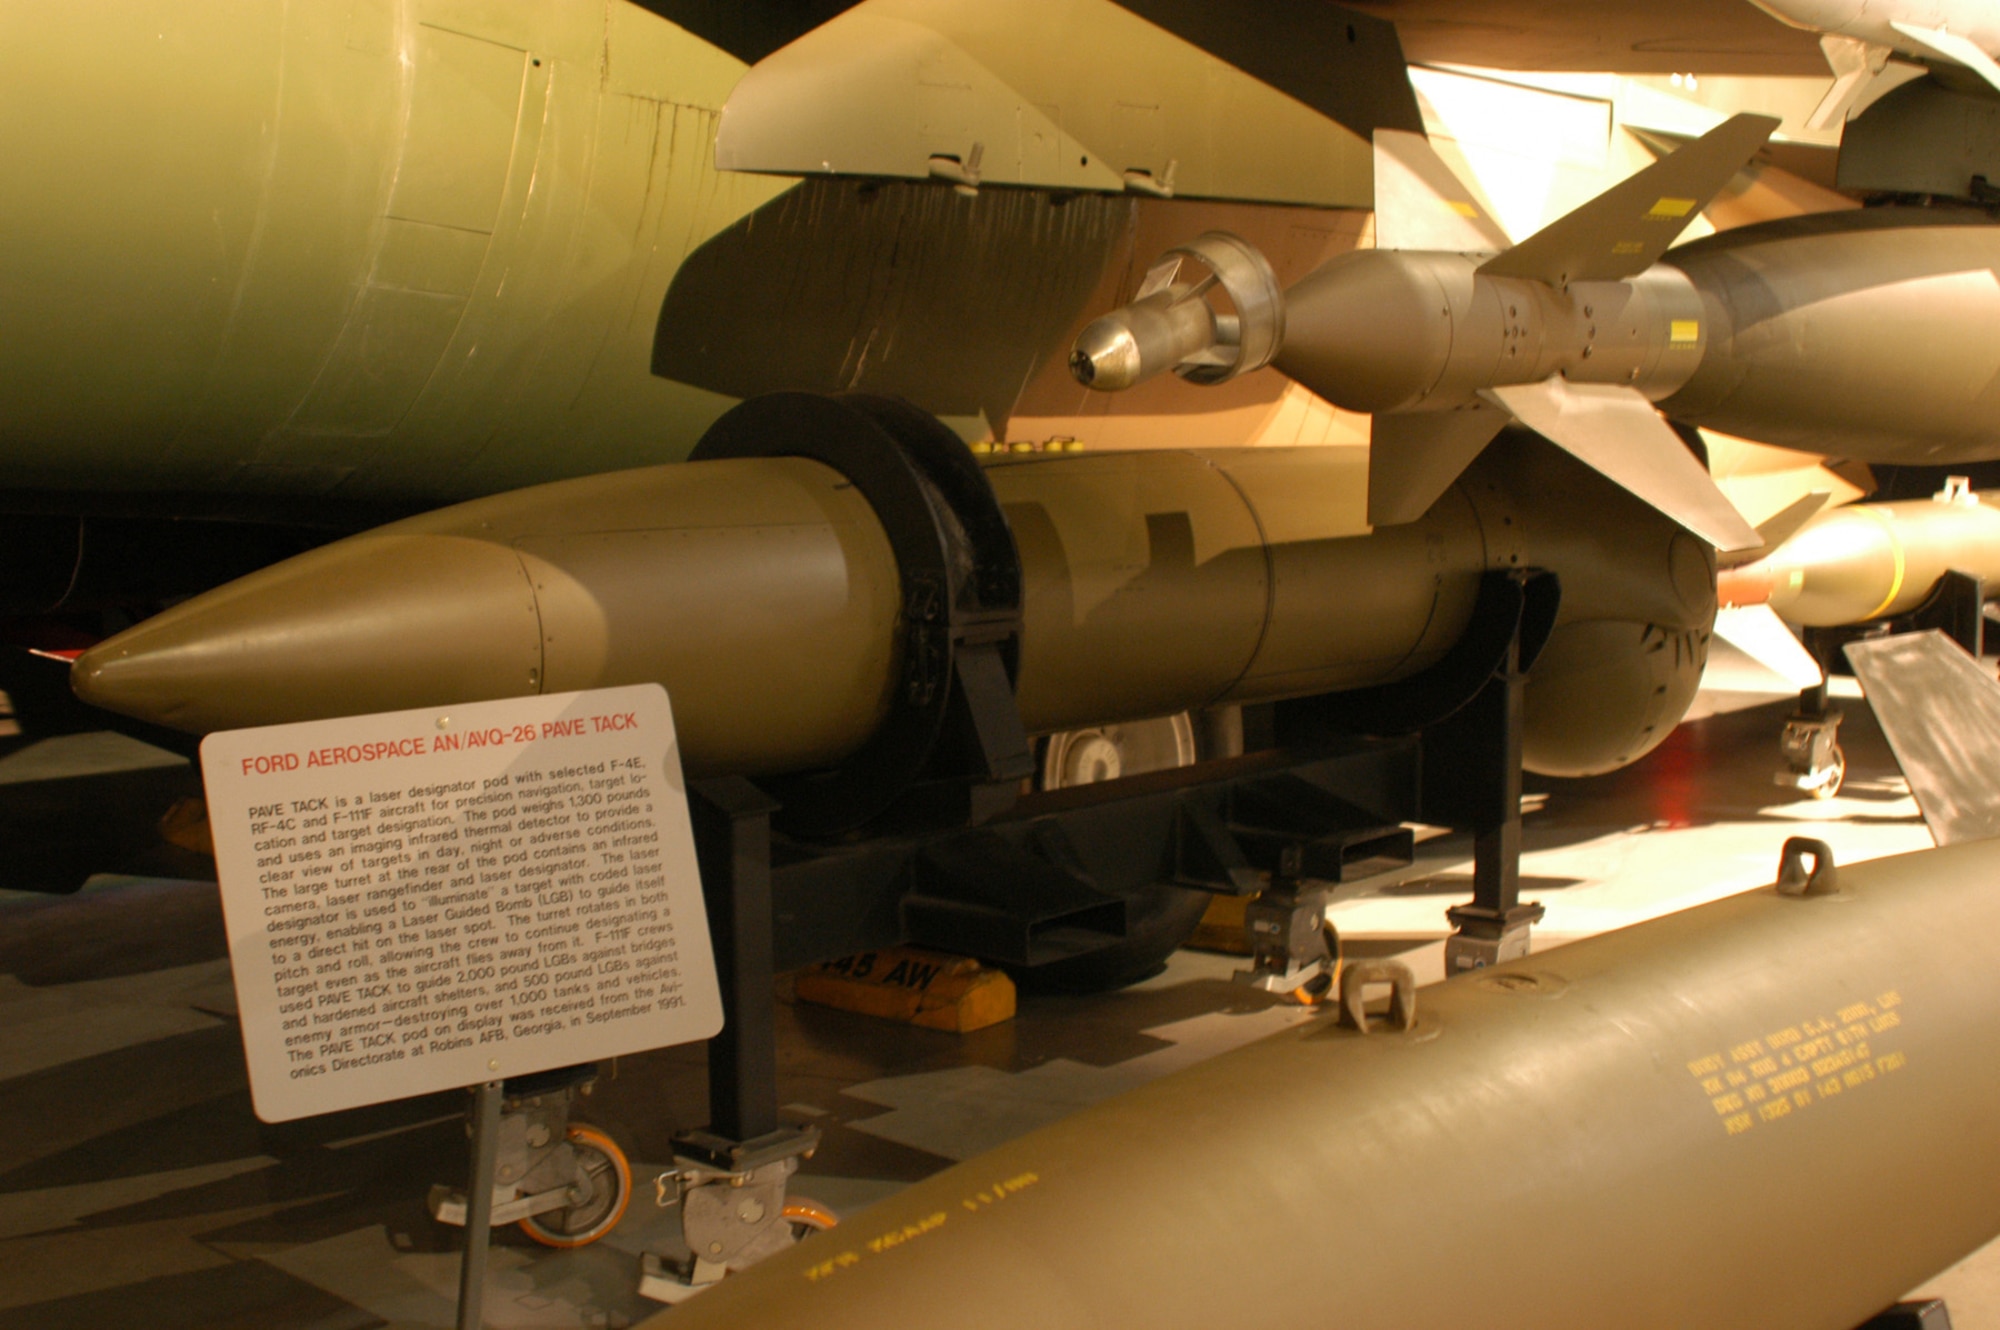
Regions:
[[783, 1197, 839, 1239], [519, 1125, 632, 1248]]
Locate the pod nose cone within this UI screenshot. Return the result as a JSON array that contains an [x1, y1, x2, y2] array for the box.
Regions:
[[1069, 315, 1146, 390], [69, 532, 546, 735], [71, 634, 174, 724], [71, 600, 290, 734]]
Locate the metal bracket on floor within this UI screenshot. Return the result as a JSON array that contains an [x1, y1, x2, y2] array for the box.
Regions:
[[1776, 706, 1845, 799], [639, 1125, 823, 1304], [1234, 880, 1339, 999], [1337, 960, 1417, 1033], [1856, 1299, 1953, 1330], [638, 780, 834, 1305]]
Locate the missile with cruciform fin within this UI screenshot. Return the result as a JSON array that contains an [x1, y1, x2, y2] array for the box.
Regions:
[[1071, 115, 1782, 553]]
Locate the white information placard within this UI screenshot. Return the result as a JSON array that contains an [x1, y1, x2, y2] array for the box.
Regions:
[[200, 684, 722, 1122]]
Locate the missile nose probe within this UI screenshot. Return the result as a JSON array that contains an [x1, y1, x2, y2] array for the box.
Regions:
[[1064, 321, 1142, 390], [1065, 232, 1284, 392]]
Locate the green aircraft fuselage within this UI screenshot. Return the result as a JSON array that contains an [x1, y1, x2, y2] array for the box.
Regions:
[[1, 1, 791, 509]]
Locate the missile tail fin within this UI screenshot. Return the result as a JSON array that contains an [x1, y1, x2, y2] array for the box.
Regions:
[[1848, 58, 1930, 120], [1801, 31, 1929, 128], [1718, 491, 1832, 569], [1481, 378, 1760, 551], [1367, 406, 1508, 526], [1809, 35, 1892, 128], [1371, 130, 1512, 252], [1476, 113, 1778, 286], [1712, 604, 1824, 690], [1889, 21, 2000, 96], [1846, 630, 2000, 845]]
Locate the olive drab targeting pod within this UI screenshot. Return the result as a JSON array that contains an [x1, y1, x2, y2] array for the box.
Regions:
[[73, 395, 1719, 785]]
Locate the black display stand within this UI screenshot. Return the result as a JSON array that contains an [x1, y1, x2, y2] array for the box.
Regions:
[[673, 402, 1558, 1152]]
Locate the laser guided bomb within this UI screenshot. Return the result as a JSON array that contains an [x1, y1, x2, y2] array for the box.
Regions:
[[1709, 483, 2000, 800], [72, 394, 1718, 799], [636, 833, 2000, 1330], [1072, 114, 2000, 544], [1721, 483, 2000, 627]]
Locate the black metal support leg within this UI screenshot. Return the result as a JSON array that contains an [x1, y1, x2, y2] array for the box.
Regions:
[[1796, 623, 1839, 719], [1469, 628, 1525, 916], [690, 776, 782, 1143], [1857, 1300, 1953, 1330], [1426, 610, 1543, 974], [1914, 569, 1985, 658], [644, 779, 823, 1306]]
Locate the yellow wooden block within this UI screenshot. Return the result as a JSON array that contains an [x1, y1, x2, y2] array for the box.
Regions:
[[795, 947, 1016, 1033], [159, 796, 215, 857], [1186, 893, 1252, 955]]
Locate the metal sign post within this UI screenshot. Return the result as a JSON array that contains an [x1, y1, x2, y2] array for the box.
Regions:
[[456, 1080, 504, 1330], [197, 686, 725, 1314]]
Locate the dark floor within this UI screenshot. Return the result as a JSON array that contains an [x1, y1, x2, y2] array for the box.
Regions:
[[1, 666, 1989, 1327]]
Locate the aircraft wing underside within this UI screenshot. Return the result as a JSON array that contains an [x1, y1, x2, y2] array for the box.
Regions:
[[640, 0, 1826, 79]]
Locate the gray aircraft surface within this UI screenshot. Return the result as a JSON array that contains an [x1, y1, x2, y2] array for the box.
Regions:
[[1748, 0, 2000, 125]]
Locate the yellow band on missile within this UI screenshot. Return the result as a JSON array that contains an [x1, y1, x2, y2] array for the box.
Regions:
[[1670, 320, 1701, 343], [1861, 507, 1907, 621], [1648, 197, 1698, 219], [1447, 200, 1479, 217]]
